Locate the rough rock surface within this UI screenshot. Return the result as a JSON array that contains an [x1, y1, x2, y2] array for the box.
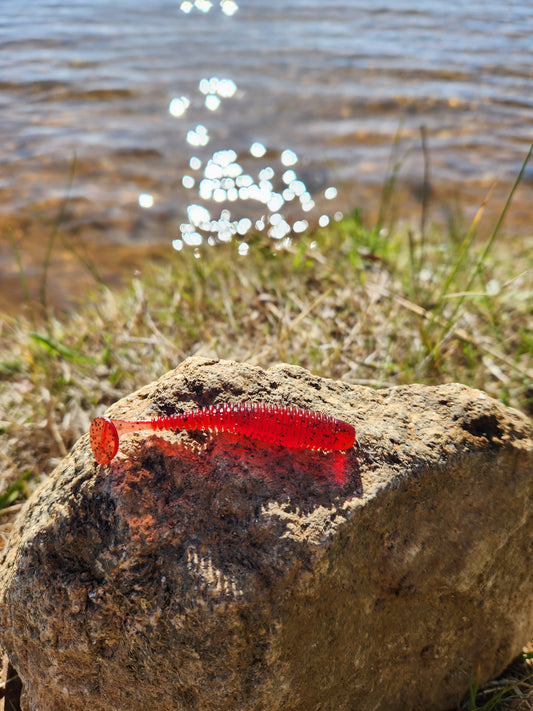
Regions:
[[1, 357, 532, 711]]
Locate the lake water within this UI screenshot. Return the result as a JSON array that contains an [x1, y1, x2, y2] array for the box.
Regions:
[[1, 0, 532, 307]]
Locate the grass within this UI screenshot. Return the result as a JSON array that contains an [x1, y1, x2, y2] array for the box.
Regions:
[[0, 149, 532, 708], [461, 649, 533, 710]]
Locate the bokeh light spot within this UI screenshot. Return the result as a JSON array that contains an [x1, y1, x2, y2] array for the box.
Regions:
[[169, 96, 190, 118], [250, 142, 266, 158], [221, 0, 239, 16], [138, 193, 154, 208], [281, 149, 298, 166]]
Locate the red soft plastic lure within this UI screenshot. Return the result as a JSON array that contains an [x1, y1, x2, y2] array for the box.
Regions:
[[90, 402, 356, 465]]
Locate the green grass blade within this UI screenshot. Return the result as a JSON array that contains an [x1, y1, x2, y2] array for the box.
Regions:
[[29, 332, 96, 364], [432, 142, 533, 358]]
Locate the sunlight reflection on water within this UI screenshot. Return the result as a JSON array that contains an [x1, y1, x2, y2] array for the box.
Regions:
[[173, 128, 342, 249], [179, 0, 239, 16], [146, 46, 344, 253]]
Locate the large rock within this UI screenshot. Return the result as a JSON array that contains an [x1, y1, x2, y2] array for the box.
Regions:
[[1, 357, 532, 711]]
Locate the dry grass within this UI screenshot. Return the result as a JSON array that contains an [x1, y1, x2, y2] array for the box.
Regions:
[[1, 206, 532, 501]]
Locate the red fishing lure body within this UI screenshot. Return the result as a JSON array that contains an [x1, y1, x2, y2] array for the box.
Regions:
[[90, 402, 356, 465]]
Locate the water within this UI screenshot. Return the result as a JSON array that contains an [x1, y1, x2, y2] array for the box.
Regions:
[[1, 0, 532, 306]]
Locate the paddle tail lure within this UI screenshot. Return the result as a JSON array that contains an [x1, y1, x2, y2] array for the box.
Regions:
[[90, 402, 356, 464]]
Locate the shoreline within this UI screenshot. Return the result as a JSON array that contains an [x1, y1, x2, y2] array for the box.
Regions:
[[1, 174, 532, 318]]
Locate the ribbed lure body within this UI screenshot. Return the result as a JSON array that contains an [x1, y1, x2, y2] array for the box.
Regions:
[[90, 402, 356, 464], [151, 402, 355, 451]]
